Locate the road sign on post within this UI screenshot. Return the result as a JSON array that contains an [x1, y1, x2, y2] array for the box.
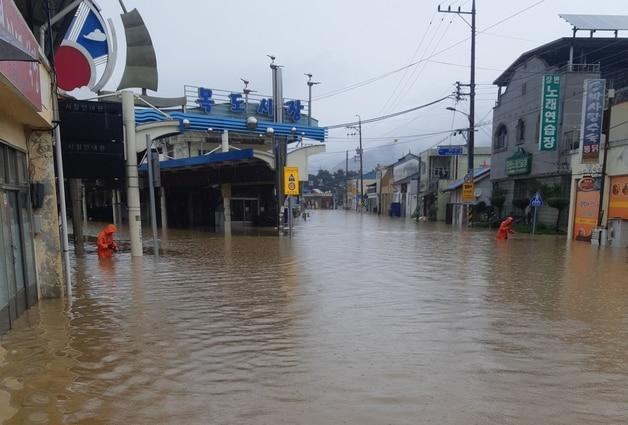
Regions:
[[462, 182, 475, 203], [531, 192, 543, 207], [531, 192, 542, 235], [284, 166, 299, 196]]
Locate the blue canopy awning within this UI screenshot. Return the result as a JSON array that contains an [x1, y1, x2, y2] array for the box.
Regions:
[[139, 149, 255, 172]]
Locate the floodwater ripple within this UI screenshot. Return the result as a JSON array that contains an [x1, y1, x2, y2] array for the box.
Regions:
[[0, 211, 627, 424]]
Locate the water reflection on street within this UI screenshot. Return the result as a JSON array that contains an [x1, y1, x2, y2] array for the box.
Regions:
[[1, 211, 627, 424]]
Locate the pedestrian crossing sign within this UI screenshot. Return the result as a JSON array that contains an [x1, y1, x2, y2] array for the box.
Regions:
[[284, 167, 300, 195]]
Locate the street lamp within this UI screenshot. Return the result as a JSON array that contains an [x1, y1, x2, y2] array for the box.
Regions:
[[446, 106, 469, 118], [305, 73, 320, 127]]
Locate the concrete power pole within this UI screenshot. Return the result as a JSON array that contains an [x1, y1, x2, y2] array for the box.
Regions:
[[345, 150, 349, 209], [357, 115, 364, 213], [270, 56, 284, 233], [439, 0, 476, 174], [121, 91, 143, 257]]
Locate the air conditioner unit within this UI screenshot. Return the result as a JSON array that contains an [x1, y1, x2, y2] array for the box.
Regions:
[[608, 219, 628, 248]]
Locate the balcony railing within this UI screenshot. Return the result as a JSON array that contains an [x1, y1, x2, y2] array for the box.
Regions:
[[560, 63, 601, 73]]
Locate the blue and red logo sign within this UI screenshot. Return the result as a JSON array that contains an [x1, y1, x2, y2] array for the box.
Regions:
[[54, 1, 115, 92]]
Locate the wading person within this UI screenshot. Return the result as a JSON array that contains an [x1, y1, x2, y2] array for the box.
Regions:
[[496, 216, 515, 240], [97, 224, 119, 259]]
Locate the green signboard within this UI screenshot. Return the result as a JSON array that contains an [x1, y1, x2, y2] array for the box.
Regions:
[[506, 149, 532, 176], [539, 74, 561, 151]]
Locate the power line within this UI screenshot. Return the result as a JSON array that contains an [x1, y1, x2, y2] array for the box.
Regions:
[[325, 95, 453, 129], [377, 5, 440, 114], [313, 0, 546, 102]]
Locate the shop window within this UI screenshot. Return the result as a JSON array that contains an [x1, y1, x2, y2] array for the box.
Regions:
[[494, 124, 508, 150], [516, 119, 526, 144]]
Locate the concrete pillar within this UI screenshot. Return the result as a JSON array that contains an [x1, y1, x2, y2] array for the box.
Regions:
[[122, 91, 143, 257], [115, 189, 122, 225], [160, 187, 168, 228], [27, 131, 63, 298], [112, 189, 118, 225], [222, 183, 231, 236], [69, 178, 84, 255], [221, 130, 229, 153], [81, 184, 87, 222]]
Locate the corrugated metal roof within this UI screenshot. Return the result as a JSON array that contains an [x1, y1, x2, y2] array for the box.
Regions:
[[560, 14, 628, 30]]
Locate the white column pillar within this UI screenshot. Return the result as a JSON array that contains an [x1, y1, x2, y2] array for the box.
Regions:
[[122, 91, 143, 257], [112, 189, 118, 225], [222, 184, 231, 236], [221, 129, 229, 153]]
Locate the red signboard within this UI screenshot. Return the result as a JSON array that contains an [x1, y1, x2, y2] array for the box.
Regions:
[[0, 0, 42, 110]]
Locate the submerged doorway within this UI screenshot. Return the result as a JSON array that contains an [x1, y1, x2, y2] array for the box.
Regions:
[[231, 197, 259, 223]]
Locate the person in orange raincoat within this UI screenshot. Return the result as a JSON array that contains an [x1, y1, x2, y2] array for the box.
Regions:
[[496, 216, 515, 240], [97, 224, 118, 259]]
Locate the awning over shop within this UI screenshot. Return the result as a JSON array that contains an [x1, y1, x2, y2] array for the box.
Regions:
[[443, 168, 490, 192], [139, 148, 255, 172]]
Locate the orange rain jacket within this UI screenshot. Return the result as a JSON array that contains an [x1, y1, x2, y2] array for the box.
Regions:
[[97, 224, 118, 258], [496, 217, 515, 240]]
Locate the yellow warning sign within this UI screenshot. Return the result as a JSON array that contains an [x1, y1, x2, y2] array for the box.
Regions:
[[462, 182, 475, 203], [284, 166, 300, 196]]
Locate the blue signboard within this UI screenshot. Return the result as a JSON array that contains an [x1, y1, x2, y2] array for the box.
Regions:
[[438, 146, 464, 156], [531, 192, 543, 207]]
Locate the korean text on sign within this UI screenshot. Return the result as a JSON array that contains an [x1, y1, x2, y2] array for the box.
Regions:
[[580, 79, 606, 164], [539, 74, 561, 151]]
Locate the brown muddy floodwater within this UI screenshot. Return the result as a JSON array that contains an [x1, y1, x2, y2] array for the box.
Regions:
[[1, 210, 627, 424]]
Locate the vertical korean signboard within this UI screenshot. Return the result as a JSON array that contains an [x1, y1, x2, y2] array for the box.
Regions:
[[579, 79, 606, 164], [539, 74, 561, 151]]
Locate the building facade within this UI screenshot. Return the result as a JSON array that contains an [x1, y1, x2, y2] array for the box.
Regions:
[[567, 89, 628, 242], [1, 0, 64, 334], [418, 146, 491, 221], [490, 37, 628, 230]]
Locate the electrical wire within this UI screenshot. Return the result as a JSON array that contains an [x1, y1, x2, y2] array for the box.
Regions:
[[325, 95, 453, 129], [312, 0, 546, 102]]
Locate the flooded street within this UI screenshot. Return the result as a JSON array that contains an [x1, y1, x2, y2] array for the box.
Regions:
[[1, 211, 627, 424]]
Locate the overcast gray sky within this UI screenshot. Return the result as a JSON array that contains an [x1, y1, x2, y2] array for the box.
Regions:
[[98, 0, 626, 170]]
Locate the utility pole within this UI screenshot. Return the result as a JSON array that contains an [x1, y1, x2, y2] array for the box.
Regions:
[[439, 0, 476, 174], [305, 73, 320, 127], [357, 115, 364, 213], [345, 150, 349, 209], [269, 55, 284, 233], [597, 88, 614, 229]]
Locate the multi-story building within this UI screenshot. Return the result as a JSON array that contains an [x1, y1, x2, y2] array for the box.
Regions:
[[490, 37, 628, 230], [417, 146, 491, 221]]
